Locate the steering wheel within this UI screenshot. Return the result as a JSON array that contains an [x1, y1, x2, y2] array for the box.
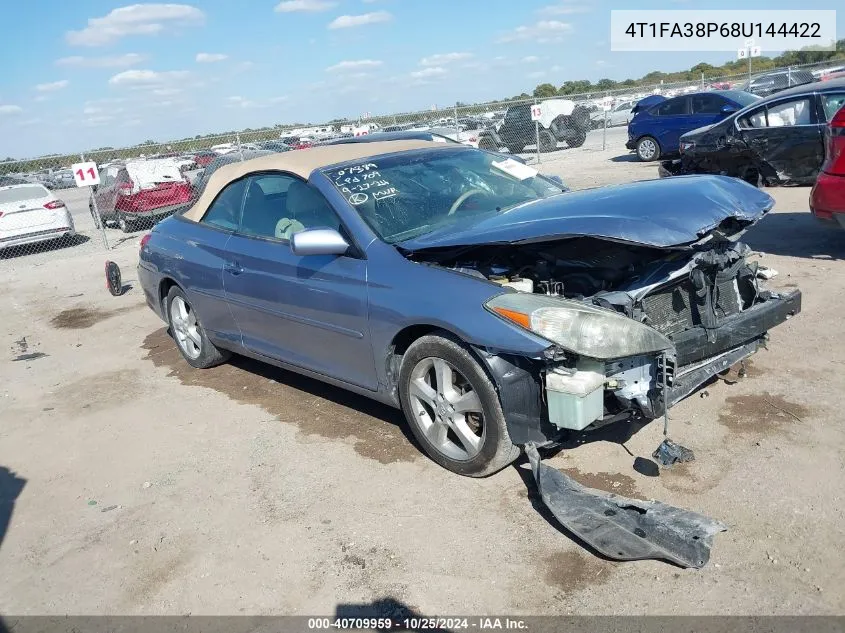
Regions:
[[448, 189, 487, 215]]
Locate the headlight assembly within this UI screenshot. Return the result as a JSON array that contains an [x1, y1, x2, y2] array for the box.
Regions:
[[486, 292, 674, 360]]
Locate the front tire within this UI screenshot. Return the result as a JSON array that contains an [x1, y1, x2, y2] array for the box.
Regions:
[[399, 334, 519, 477], [636, 136, 660, 161], [538, 129, 557, 153], [478, 136, 498, 152], [117, 214, 135, 233], [165, 286, 230, 369]]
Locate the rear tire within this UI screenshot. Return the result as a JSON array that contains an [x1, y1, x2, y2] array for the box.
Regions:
[[567, 131, 587, 148], [636, 136, 660, 161], [165, 286, 230, 369], [399, 333, 519, 477]]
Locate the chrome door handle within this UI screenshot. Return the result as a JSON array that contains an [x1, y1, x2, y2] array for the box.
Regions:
[[224, 261, 242, 275]]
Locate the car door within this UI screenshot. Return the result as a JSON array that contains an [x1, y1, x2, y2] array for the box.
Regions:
[[180, 178, 246, 345], [222, 172, 377, 390], [651, 96, 691, 152], [736, 95, 824, 183]]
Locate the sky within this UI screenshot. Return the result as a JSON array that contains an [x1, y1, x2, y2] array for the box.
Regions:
[[0, 0, 841, 159]]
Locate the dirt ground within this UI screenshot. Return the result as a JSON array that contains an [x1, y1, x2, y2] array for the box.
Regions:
[[1, 135, 844, 615]]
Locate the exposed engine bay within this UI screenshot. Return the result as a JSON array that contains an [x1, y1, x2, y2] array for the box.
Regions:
[[409, 235, 801, 436], [424, 236, 762, 327]]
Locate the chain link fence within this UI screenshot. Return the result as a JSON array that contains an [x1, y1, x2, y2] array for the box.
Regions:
[[1, 58, 842, 269]]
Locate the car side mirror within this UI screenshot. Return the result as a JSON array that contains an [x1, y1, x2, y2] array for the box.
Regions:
[[290, 228, 349, 257], [720, 104, 738, 115], [546, 175, 564, 186]]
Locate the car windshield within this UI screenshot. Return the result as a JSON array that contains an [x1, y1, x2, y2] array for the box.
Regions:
[[322, 147, 566, 244], [0, 185, 47, 203]]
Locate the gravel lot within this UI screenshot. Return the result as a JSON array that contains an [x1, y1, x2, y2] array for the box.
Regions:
[[1, 130, 844, 616]]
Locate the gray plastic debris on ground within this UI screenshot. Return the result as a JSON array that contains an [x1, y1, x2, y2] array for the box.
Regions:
[[653, 438, 696, 467], [525, 445, 726, 568]]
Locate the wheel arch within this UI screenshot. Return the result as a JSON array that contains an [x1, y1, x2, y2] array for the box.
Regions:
[[385, 323, 484, 404], [158, 276, 183, 313], [388, 323, 552, 448]]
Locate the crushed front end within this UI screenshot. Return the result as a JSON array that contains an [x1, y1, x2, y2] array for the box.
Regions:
[[463, 239, 800, 445]]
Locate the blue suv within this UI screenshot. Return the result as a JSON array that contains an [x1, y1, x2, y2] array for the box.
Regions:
[[626, 90, 759, 161]]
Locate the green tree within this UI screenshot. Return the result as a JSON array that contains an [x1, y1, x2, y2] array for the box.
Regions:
[[533, 83, 558, 99]]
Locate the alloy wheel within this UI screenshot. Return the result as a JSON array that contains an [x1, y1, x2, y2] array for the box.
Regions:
[[170, 296, 202, 360], [408, 357, 485, 461], [638, 138, 657, 160]]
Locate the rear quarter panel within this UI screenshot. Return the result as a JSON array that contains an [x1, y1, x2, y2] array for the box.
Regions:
[[139, 215, 238, 343]]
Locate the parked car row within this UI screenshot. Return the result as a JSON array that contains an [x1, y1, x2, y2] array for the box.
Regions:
[[657, 79, 845, 187], [626, 90, 761, 161]]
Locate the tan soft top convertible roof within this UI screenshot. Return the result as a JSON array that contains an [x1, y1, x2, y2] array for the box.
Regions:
[[183, 140, 440, 221]]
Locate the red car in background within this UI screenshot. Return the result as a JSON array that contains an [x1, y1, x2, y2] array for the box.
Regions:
[[820, 71, 845, 82], [193, 150, 218, 167], [810, 103, 845, 230], [92, 160, 193, 233]]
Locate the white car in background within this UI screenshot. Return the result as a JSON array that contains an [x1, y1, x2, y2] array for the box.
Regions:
[[0, 183, 75, 250], [590, 99, 636, 128]]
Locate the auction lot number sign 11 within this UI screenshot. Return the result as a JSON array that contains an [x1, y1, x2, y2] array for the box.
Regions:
[[71, 161, 101, 188]]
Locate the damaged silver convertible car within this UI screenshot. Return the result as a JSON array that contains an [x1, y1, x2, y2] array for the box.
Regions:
[[139, 141, 801, 477]]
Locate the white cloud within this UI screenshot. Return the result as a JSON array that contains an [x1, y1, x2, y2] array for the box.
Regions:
[[527, 70, 546, 79], [35, 80, 69, 92], [85, 115, 116, 127], [497, 20, 573, 43], [275, 0, 337, 11], [522, 56, 540, 63], [195, 53, 228, 63], [56, 53, 147, 68], [226, 95, 286, 109], [34, 95, 50, 103], [0, 105, 23, 116], [108, 69, 190, 87], [66, 4, 204, 47], [537, 3, 590, 16], [19, 118, 42, 127], [328, 11, 391, 29], [410, 67, 446, 79], [152, 87, 183, 96], [419, 52, 472, 67], [236, 61, 256, 72], [595, 60, 608, 66], [326, 59, 383, 72]]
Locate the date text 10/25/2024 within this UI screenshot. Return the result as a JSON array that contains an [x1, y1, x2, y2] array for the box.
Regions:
[[307, 617, 528, 630]]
